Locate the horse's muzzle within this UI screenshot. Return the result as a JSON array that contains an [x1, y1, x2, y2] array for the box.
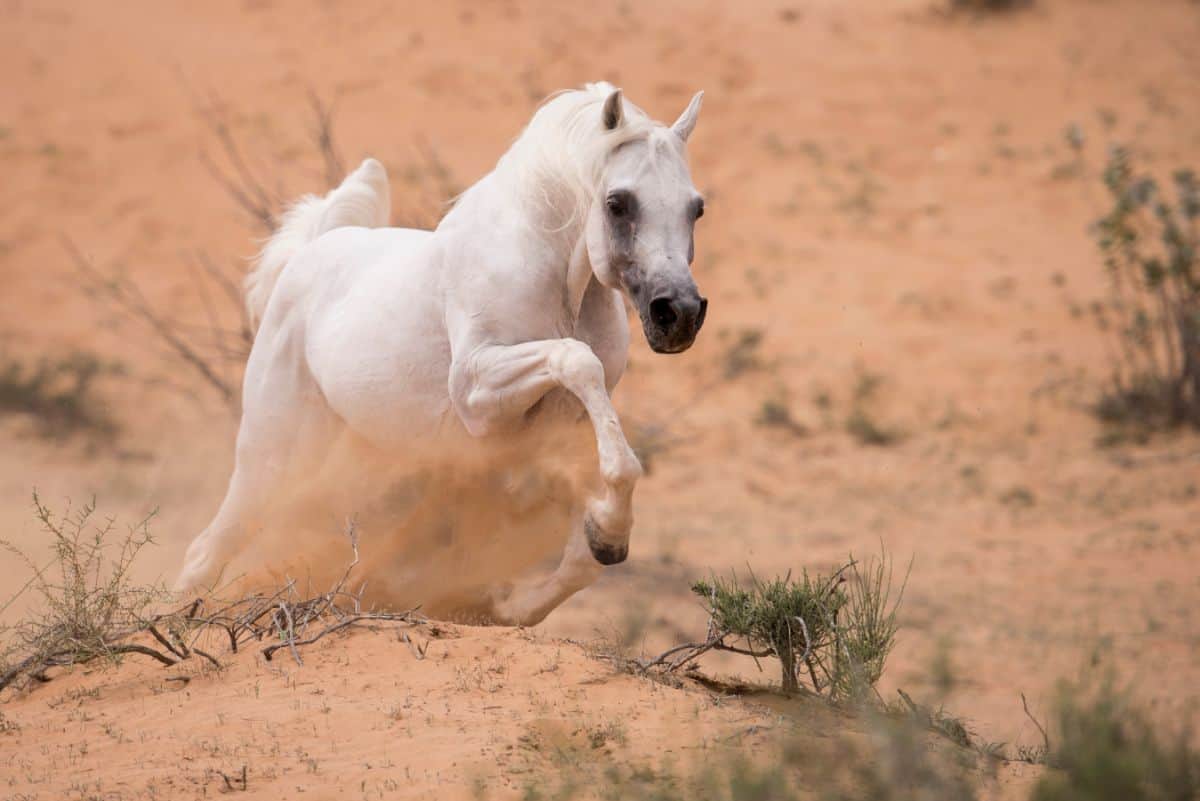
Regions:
[[644, 289, 707, 354]]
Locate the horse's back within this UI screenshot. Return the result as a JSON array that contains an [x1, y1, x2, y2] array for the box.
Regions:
[[289, 226, 457, 448]]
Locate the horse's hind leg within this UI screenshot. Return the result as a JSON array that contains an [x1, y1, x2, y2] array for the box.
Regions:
[[485, 511, 603, 626], [175, 372, 343, 593], [174, 465, 263, 592]]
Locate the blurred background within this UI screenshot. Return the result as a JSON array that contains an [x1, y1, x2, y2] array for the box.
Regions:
[[1, 0, 1197, 752]]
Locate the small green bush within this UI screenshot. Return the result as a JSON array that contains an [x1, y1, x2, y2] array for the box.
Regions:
[[690, 548, 907, 699], [1090, 147, 1199, 439], [693, 569, 842, 695], [1031, 676, 1200, 801], [949, 0, 1032, 11]]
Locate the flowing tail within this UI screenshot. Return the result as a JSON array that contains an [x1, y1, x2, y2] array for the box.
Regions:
[[244, 157, 391, 333]]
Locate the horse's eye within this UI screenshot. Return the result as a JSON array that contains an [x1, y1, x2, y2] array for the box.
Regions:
[[694, 202, 705, 220], [606, 192, 631, 218]]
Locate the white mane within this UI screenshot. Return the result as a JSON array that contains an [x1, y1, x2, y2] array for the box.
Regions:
[[491, 82, 663, 227]]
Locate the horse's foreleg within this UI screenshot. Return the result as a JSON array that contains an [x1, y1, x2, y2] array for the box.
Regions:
[[450, 338, 642, 564], [485, 513, 603, 626]]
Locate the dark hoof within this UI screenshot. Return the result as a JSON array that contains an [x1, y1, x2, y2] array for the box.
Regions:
[[584, 516, 628, 565]]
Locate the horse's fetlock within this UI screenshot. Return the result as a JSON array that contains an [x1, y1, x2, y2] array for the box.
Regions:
[[602, 456, 642, 490]]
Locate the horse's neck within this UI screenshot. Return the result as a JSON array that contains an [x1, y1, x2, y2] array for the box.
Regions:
[[446, 169, 596, 334], [563, 230, 595, 330]]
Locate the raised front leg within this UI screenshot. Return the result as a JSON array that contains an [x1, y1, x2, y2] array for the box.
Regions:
[[449, 338, 643, 564]]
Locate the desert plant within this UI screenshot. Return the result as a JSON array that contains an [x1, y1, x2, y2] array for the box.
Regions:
[[1090, 147, 1199, 438], [756, 392, 808, 436], [626, 419, 680, 476], [691, 568, 843, 695], [949, 0, 1032, 11], [508, 707, 981, 801], [722, 328, 764, 379], [845, 408, 899, 446], [645, 548, 907, 700], [1, 496, 427, 694], [890, 689, 973, 749], [1030, 675, 1200, 800], [0, 351, 119, 441], [833, 552, 908, 699], [0, 493, 167, 692], [823, 710, 982, 801], [845, 371, 902, 447]]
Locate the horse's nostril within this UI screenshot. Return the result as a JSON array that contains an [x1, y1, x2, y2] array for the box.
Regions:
[[649, 297, 678, 329], [697, 297, 708, 329]]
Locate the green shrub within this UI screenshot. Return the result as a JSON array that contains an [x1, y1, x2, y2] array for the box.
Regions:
[[1090, 148, 1199, 439], [1031, 676, 1200, 801], [693, 569, 842, 695], [689, 548, 907, 699]]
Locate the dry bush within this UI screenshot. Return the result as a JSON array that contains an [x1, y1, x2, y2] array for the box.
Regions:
[[508, 708, 982, 801], [845, 370, 902, 447], [0, 493, 167, 693], [0, 496, 424, 695], [722, 328, 764, 379], [755, 390, 809, 437], [0, 351, 120, 442], [949, 0, 1033, 11], [625, 419, 681, 476], [889, 688, 974, 750], [176, 524, 426, 668]]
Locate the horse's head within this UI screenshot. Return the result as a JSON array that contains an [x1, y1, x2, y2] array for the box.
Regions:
[[586, 89, 707, 354]]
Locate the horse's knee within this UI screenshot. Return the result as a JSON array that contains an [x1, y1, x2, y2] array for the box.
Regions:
[[548, 339, 605, 392], [449, 366, 518, 437], [456, 388, 501, 437]]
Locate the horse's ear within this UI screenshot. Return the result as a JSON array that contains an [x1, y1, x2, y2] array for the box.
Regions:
[[671, 91, 704, 142], [602, 89, 624, 130]]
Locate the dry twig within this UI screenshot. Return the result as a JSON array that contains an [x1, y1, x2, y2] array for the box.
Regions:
[[1022, 692, 1051, 756], [2, 520, 425, 694]]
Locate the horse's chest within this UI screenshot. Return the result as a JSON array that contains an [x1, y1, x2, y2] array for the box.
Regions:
[[572, 281, 629, 392]]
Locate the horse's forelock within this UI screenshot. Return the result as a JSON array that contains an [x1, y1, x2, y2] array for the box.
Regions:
[[499, 84, 661, 225]]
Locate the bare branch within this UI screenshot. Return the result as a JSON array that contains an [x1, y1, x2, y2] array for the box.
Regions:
[[62, 236, 238, 406], [307, 88, 346, 191], [1021, 692, 1051, 756]]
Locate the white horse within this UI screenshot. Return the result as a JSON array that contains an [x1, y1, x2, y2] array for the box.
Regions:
[[176, 83, 708, 625]]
